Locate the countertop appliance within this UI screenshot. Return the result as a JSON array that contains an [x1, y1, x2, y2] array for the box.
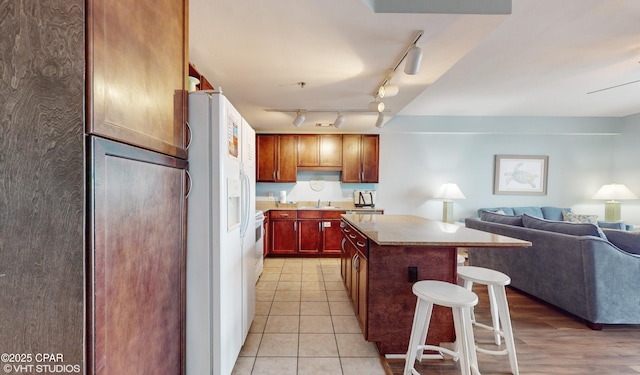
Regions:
[[186, 90, 256, 375], [354, 189, 376, 207], [255, 210, 265, 280]]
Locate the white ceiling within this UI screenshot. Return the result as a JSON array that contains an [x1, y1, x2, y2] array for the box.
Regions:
[[189, 0, 640, 133]]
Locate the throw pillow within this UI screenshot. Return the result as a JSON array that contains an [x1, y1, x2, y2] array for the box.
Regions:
[[480, 211, 523, 226], [522, 214, 607, 240], [602, 229, 640, 255], [562, 211, 598, 225]]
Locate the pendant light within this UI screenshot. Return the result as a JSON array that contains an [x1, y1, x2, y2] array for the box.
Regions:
[[404, 44, 423, 75], [333, 113, 345, 128], [293, 111, 306, 127], [375, 113, 385, 128]]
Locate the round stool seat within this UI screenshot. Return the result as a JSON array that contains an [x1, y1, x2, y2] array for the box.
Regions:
[[413, 280, 478, 308], [458, 266, 510, 286]]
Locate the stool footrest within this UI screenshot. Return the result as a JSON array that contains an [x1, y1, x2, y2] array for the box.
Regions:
[[474, 321, 504, 336], [476, 346, 509, 356], [416, 344, 459, 361]]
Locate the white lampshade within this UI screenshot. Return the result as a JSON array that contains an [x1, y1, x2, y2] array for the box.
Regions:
[[592, 183, 638, 200], [435, 183, 466, 201]]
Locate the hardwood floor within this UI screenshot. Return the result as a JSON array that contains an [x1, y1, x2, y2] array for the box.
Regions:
[[385, 285, 640, 375]]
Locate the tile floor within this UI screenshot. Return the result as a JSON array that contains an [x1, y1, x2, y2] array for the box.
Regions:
[[232, 257, 389, 375]]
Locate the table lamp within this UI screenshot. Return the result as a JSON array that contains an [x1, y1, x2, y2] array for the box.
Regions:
[[592, 183, 638, 222], [435, 183, 466, 223]]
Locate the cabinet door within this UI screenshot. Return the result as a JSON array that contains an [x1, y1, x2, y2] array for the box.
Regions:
[[277, 135, 298, 182], [297, 134, 319, 167], [341, 134, 362, 183], [357, 253, 368, 336], [87, 0, 188, 159], [298, 219, 322, 253], [361, 135, 379, 183], [88, 137, 187, 374], [257, 135, 277, 182], [322, 219, 343, 255], [270, 219, 297, 254], [319, 134, 343, 167], [350, 252, 359, 309]]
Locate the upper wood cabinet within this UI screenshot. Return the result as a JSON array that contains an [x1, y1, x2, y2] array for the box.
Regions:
[[342, 134, 379, 183], [297, 134, 343, 169], [86, 0, 188, 159], [257, 134, 297, 182]]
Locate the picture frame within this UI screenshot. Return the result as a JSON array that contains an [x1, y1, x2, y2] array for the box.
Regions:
[[494, 155, 548, 195]]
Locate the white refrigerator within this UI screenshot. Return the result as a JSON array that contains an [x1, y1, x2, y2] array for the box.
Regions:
[[186, 90, 256, 375]]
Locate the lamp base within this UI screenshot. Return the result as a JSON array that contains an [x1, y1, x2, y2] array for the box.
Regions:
[[442, 201, 454, 223], [604, 201, 621, 222]]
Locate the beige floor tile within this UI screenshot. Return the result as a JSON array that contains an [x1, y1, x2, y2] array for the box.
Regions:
[[300, 301, 331, 316], [300, 315, 334, 334], [324, 281, 347, 291], [300, 290, 328, 301], [264, 315, 300, 333], [277, 281, 302, 291], [239, 333, 262, 357], [335, 334, 380, 357], [301, 271, 324, 282], [231, 356, 255, 375], [256, 281, 278, 291], [301, 258, 321, 266], [251, 357, 297, 375], [329, 301, 356, 316], [279, 272, 302, 282], [264, 258, 285, 266], [255, 301, 272, 316], [322, 273, 343, 282], [259, 272, 281, 282], [331, 315, 362, 334], [250, 314, 267, 333], [273, 290, 301, 302], [340, 357, 387, 375], [297, 357, 343, 375], [301, 281, 325, 291], [255, 289, 276, 302], [326, 290, 350, 302], [257, 334, 299, 357], [298, 333, 339, 357], [269, 301, 300, 315]]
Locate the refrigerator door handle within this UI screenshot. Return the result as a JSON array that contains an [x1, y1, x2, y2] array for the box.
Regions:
[[239, 170, 251, 237]]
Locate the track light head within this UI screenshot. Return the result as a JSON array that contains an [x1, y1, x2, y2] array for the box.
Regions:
[[375, 113, 385, 128], [333, 113, 345, 128], [368, 101, 385, 113], [404, 45, 423, 75], [293, 111, 306, 127]]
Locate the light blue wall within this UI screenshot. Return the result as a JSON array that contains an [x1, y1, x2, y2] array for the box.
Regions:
[[376, 115, 640, 223]]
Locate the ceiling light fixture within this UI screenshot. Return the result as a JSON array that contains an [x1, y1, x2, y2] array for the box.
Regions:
[[372, 30, 424, 97], [293, 111, 306, 127], [375, 113, 385, 128], [368, 101, 385, 113], [333, 113, 345, 128]]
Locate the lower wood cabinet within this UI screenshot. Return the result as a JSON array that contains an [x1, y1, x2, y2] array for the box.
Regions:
[[341, 220, 368, 335], [268, 210, 346, 256], [270, 210, 298, 255]]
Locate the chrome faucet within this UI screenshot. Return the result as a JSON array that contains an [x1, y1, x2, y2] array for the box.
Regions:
[[316, 199, 321, 208]]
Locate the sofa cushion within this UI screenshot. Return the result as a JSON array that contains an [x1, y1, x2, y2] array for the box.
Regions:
[[478, 207, 514, 216], [541, 207, 572, 221], [562, 210, 598, 225], [480, 211, 524, 226], [512, 207, 544, 218], [601, 229, 640, 255], [522, 214, 608, 240]]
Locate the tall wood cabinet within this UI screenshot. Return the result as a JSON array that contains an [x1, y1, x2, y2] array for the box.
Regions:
[[1, 0, 188, 373], [342, 134, 379, 183], [297, 134, 343, 169], [257, 135, 298, 182]]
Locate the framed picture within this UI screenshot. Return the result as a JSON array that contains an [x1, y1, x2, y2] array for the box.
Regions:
[[494, 155, 548, 195]]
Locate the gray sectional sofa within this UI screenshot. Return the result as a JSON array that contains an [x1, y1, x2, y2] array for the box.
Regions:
[[465, 206, 640, 329]]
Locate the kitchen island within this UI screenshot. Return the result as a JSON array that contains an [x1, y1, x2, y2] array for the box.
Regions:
[[340, 214, 531, 355]]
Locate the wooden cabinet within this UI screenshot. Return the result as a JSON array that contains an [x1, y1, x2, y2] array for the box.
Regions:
[[322, 211, 344, 255], [188, 62, 214, 91], [298, 210, 323, 254], [257, 135, 297, 182], [270, 210, 298, 254], [297, 134, 342, 169], [341, 220, 368, 335], [88, 137, 187, 374], [342, 134, 379, 183], [87, 0, 189, 159]]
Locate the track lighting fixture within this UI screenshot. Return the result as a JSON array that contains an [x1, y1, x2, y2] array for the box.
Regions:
[[375, 113, 385, 128], [333, 113, 345, 128], [368, 101, 385, 113], [293, 111, 306, 127], [404, 44, 423, 75]]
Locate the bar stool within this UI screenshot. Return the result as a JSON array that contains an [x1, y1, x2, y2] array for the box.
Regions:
[[457, 266, 519, 375], [404, 280, 480, 375], [457, 254, 466, 267]]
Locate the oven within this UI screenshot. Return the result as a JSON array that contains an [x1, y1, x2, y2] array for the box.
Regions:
[[255, 210, 265, 281]]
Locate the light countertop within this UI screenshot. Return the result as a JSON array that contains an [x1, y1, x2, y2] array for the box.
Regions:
[[341, 214, 531, 247]]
